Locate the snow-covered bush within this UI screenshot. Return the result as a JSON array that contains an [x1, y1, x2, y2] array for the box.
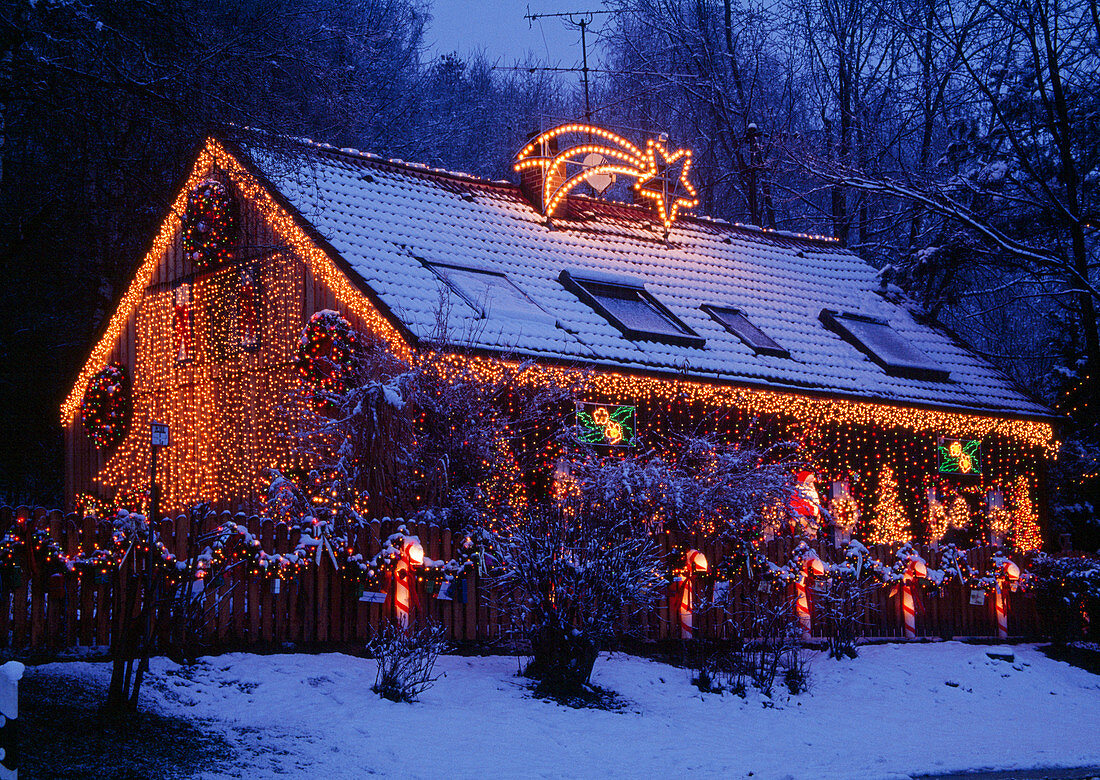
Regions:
[[278, 312, 573, 529], [491, 499, 665, 698], [1031, 553, 1100, 643], [633, 434, 797, 547], [367, 621, 449, 702], [710, 585, 808, 696], [813, 542, 880, 659]]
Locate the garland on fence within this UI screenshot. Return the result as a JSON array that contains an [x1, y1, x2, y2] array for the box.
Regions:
[[205, 520, 474, 594], [666, 538, 1032, 599], [0, 512, 181, 587], [0, 508, 1031, 621], [0, 508, 496, 610]]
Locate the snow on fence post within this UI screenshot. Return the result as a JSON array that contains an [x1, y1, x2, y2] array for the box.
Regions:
[[0, 660, 23, 779]]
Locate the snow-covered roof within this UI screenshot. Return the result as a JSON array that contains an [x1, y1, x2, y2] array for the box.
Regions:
[[237, 137, 1048, 419]]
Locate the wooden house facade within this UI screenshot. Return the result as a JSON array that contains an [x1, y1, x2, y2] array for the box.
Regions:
[[63, 129, 1055, 546]]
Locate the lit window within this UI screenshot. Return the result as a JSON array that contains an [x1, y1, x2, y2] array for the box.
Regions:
[[819, 310, 950, 381], [559, 270, 703, 347], [703, 305, 788, 357]]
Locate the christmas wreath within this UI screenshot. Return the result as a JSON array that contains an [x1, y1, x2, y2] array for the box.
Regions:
[[296, 310, 361, 395], [182, 178, 238, 269], [81, 362, 131, 448]]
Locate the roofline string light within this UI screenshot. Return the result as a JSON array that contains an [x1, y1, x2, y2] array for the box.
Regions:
[[514, 124, 699, 230], [425, 351, 1056, 451]]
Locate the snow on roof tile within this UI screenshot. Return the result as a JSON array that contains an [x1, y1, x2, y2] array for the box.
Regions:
[[241, 138, 1048, 418]]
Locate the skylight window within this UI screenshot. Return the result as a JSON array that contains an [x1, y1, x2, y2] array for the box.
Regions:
[[819, 310, 950, 381], [703, 305, 789, 358], [559, 270, 704, 347], [428, 264, 553, 324]]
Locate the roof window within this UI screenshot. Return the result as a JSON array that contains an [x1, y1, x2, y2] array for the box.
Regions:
[[559, 270, 704, 347], [819, 310, 950, 381], [703, 305, 788, 358], [428, 264, 553, 323]]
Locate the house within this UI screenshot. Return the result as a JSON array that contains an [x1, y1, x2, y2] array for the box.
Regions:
[[62, 126, 1053, 547]]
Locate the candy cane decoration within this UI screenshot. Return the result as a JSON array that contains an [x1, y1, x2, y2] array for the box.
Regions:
[[995, 558, 1021, 639], [394, 538, 424, 629], [795, 553, 827, 640], [901, 558, 928, 639], [679, 549, 708, 639]]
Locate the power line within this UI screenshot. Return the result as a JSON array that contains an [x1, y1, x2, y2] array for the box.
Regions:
[[495, 65, 711, 80]]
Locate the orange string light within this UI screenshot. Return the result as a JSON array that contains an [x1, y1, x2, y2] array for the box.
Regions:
[[65, 137, 1056, 523]]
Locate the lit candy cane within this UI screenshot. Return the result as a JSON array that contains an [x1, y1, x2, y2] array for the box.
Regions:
[[995, 558, 1021, 639], [901, 558, 928, 639], [679, 549, 708, 639], [795, 554, 827, 640], [394, 538, 424, 629]]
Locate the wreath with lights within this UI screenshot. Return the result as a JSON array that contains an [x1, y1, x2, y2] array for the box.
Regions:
[[182, 178, 238, 269], [296, 310, 362, 395], [81, 362, 131, 448]]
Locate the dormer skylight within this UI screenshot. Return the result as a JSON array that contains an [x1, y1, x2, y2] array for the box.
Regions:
[[820, 310, 950, 381], [703, 305, 789, 358], [559, 270, 704, 347], [427, 263, 554, 324]]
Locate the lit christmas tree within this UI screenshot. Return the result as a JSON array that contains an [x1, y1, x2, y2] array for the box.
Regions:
[[867, 465, 910, 544], [1010, 476, 1042, 552]]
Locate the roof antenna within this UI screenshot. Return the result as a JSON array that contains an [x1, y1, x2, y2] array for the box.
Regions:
[[524, 8, 610, 122]]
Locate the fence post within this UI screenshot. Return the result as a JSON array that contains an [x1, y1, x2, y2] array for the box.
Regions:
[[0, 660, 23, 779]]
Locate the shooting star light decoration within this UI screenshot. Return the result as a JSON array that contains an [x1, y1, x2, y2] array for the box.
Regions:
[[514, 123, 699, 231]]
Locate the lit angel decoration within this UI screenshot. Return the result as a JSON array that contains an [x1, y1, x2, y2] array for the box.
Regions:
[[514, 123, 699, 230]]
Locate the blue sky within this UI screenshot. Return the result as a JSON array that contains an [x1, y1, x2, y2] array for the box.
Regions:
[[424, 0, 610, 68]]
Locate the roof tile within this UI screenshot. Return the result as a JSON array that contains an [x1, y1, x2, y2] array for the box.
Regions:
[[244, 139, 1047, 418]]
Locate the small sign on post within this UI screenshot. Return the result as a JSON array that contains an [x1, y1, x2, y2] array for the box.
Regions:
[[151, 421, 170, 448]]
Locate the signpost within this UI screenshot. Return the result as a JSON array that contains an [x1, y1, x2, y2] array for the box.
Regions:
[[149, 422, 170, 602], [139, 422, 171, 693]]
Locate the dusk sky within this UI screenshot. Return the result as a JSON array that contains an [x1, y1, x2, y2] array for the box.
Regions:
[[424, 0, 610, 68]]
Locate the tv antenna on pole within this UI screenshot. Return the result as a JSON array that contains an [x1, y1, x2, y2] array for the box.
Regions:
[[524, 7, 611, 122]]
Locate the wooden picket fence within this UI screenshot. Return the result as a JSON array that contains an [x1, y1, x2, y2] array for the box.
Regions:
[[0, 506, 1041, 652]]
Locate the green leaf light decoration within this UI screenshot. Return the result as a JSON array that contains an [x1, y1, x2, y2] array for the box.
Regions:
[[938, 437, 981, 475], [575, 402, 637, 446]]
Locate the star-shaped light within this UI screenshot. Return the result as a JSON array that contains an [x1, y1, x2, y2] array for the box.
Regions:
[[634, 139, 699, 229]]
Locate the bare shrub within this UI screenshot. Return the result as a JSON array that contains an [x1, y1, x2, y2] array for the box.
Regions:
[[367, 621, 448, 703], [714, 586, 809, 697], [813, 576, 879, 660]]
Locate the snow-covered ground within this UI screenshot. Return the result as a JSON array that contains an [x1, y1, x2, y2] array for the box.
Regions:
[[33, 643, 1100, 779]]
